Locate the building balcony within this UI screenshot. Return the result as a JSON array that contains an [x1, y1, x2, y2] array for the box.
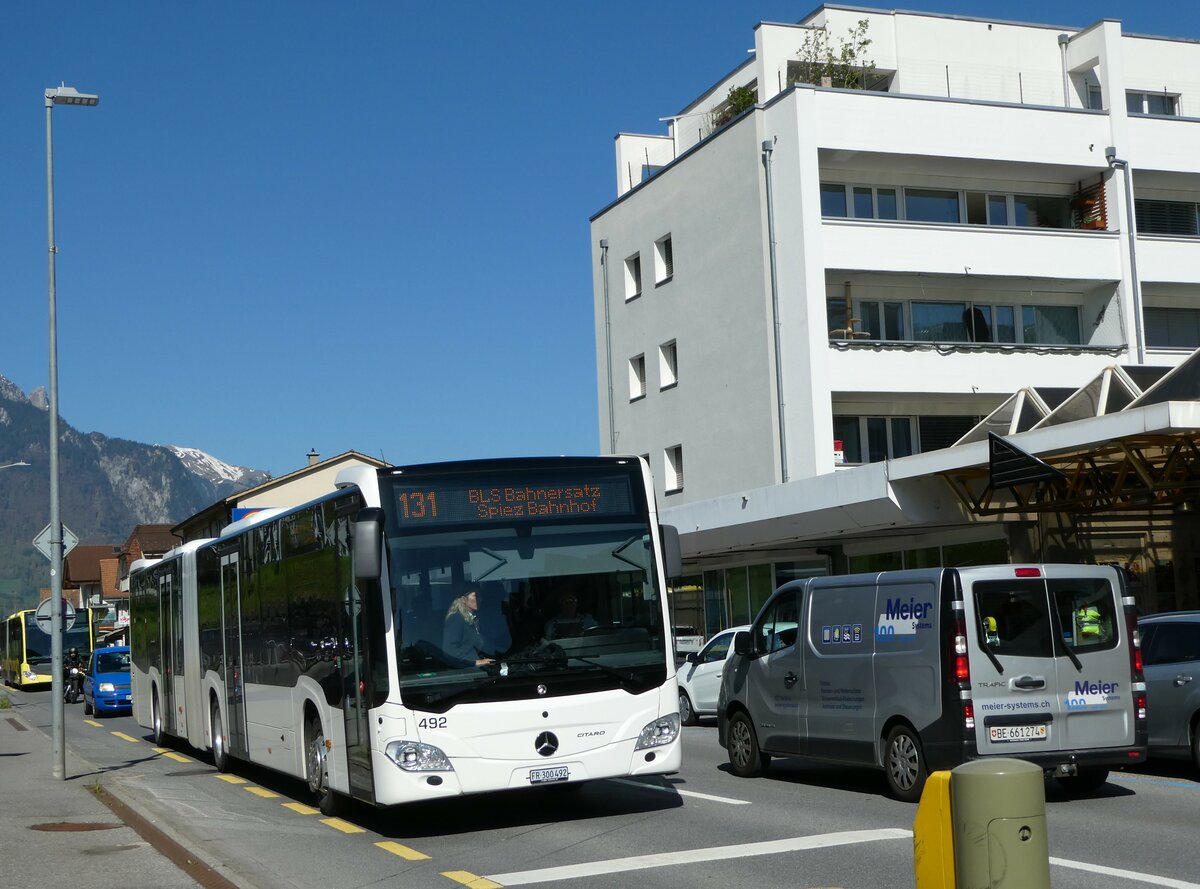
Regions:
[[1128, 114, 1200, 177], [822, 217, 1122, 280]]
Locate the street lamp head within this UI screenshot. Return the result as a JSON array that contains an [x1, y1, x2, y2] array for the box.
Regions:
[[0, 460, 31, 471], [45, 85, 99, 108]]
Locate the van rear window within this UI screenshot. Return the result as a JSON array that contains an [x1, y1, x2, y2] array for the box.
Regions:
[[975, 580, 1053, 657], [974, 577, 1119, 657], [1051, 579, 1118, 652]]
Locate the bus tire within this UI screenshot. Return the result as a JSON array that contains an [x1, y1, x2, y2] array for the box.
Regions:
[[883, 725, 927, 803], [306, 715, 342, 817], [727, 711, 768, 778], [210, 698, 231, 773], [153, 690, 167, 746], [679, 689, 698, 727]]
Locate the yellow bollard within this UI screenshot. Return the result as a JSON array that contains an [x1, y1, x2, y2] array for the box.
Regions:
[[914, 770, 955, 889]]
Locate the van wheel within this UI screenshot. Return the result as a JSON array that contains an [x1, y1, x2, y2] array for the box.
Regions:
[[1058, 768, 1109, 794], [306, 716, 343, 817], [210, 698, 231, 773], [884, 725, 927, 803], [727, 712, 769, 778], [679, 689, 697, 727]]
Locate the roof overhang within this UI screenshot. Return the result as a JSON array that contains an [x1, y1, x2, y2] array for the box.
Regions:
[[662, 400, 1200, 563]]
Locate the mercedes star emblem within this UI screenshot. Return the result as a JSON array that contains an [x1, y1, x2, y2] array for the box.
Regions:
[[535, 731, 559, 756]]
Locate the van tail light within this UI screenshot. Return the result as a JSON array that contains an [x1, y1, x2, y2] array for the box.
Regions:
[[950, 600, 974, 731], [1014, 567, 1042, 578], [1123, 595, 1147, 722]]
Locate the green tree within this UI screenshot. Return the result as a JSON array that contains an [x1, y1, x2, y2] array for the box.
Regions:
[[792, 19, 876, 90]]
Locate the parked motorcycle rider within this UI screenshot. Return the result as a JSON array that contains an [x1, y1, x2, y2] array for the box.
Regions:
[[64, 647, 84, 703]]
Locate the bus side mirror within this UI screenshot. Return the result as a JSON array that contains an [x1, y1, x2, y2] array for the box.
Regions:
[[660, 524, 682, 580], [733, 630, 751, 657], [353, 508, 384, 582]]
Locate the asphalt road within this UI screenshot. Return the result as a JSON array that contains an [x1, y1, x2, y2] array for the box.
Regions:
[[12, 688, 1200, 889]]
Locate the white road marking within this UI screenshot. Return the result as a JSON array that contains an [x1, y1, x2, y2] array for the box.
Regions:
[[1051, 858, 1200, 889], [610, 777, 751, 805], [487, 828, 912, 885]]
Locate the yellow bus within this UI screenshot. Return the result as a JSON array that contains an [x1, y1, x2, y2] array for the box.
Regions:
[[3, 606, 101, 689]]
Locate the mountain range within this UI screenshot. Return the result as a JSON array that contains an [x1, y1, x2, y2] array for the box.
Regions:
[[0, 374, 270, 615]]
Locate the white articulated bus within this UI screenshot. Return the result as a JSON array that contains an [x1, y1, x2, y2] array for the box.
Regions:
[[131, 456, 683, 813]]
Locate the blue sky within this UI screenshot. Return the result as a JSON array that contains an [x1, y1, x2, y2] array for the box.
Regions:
[[1, 2, 1195, 479]]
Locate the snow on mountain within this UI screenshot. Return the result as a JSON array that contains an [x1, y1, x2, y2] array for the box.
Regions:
[[167, 445, 258, 485]]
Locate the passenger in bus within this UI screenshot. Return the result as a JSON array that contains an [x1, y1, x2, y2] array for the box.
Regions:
[[544, 588, 598, 640], [443, 588, 495, 666]]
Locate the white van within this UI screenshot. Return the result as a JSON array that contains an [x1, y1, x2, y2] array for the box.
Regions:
[[718, 564, 1147, 801]]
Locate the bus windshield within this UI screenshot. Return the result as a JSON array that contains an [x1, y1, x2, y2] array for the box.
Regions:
[[380, 467, 668, 710]]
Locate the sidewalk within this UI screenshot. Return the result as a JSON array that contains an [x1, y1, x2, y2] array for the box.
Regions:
[[0, 691, 203, 889]]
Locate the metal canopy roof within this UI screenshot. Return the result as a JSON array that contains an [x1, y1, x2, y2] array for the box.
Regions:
[[944, 350, 1200, 516]]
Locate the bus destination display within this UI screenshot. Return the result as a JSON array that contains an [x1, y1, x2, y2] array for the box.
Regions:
[[391, 475, 636, 524]]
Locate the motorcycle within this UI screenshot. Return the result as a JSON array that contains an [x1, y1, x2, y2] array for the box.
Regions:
[[64, 665, 83, 704]]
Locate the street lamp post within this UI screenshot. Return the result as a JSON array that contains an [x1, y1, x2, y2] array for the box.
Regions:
[[45, 83, 98, 780]]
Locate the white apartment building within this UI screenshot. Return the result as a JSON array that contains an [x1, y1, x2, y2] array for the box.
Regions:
[[590, 5, 1200, 636]]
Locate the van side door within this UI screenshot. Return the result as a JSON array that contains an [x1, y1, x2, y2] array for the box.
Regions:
[[804, 576, 878, 764], [740, 588, 805, 754]]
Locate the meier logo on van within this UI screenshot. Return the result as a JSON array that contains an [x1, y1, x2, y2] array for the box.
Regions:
[[1065, 678, 1122, 711], [876, 597, 935, 641]]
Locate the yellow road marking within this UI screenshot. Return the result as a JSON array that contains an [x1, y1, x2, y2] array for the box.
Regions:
[[111, 732, 141, 743], [153, 748, 191, 763], [321, 817, 365, 834], [83, 719, 101, 727], [244, 787, 279, 798], [376, 841, 431, 861], [441, 872, 503, 889], [215, 774, 248, 785], [282, 802, 319, 815]]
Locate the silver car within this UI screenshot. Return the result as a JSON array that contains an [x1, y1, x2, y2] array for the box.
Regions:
[[1139, 612, 1200, 769]]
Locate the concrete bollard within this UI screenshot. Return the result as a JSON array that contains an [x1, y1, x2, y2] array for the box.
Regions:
[[951, 758, 1051, 889]]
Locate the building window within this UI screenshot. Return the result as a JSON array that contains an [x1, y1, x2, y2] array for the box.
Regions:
[[1126, 91, 1179, 116], [664, 445, 684, 492], [823, 183, 1072, 229], [624, 254, 642, 301], [659, 340, 678, 389], [1087, 84, 1104, 110], [641, 164, 664, 182], [629, 354, 646, 400], [1146, 307, 1200, 348], [654, 235, 673, 284], [904, 189, 960, 223], [833, 416, 917, 464], [839, 298, 1078, 346], [1136, 199, 1200, 236]]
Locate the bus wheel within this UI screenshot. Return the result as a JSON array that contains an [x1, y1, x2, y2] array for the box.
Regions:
[[153, 691, 167, 747], [210, 698, 231, 773], [727, 711, 768, 778], [306, 716, 342, 817], [678, 689, 697, 727], [883, 725, 927, 803]]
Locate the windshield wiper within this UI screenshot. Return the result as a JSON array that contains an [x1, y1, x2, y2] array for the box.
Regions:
[[496, 645, 646, 685]]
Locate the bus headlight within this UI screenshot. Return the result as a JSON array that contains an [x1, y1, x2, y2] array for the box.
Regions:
[[635, 713, 680, 750], [384, 740, 453, 772], [23, 670, 37, 681]]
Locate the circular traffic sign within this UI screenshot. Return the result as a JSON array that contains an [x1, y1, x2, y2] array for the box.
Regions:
[[34, 597, 76, 635]]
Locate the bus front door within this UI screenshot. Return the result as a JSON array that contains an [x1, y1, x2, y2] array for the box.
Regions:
[[220, 554, 249, 759], [341, 577, 375, 803]]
